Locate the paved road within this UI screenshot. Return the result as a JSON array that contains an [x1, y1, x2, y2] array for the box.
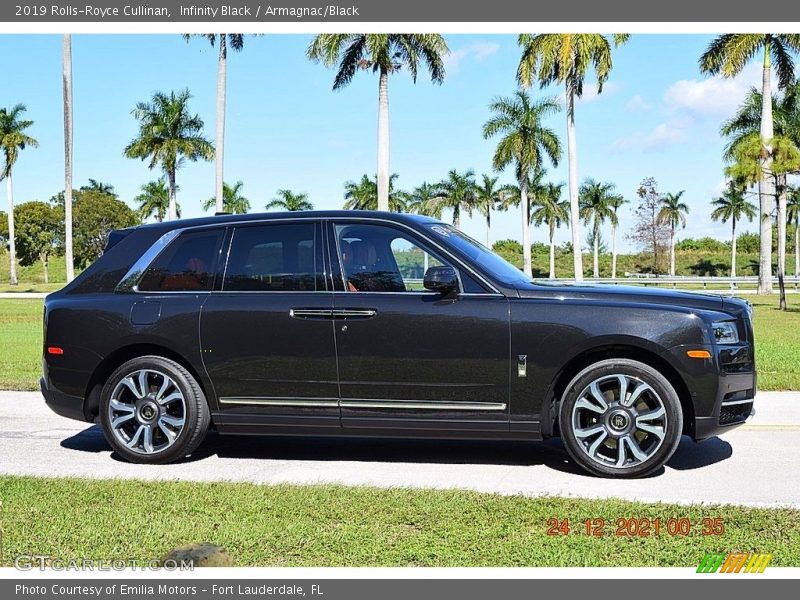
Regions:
[[1, 391, 798, 508]]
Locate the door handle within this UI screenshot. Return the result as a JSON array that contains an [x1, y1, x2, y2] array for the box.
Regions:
[[289, 308, 334, 320], [289, 308, 377, 320], [332, 308, 377, 319]]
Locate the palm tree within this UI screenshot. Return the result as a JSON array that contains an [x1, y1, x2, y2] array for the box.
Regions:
[[266, 189, 314, 212], [483, 92, 562, 276], [124, 89, 214, 220], [135, 179, 179, 222], [531, 181, 568, 278], [608, 194, 627, 279], [579, 179, 618, 278], [63, 34, 75, 283], [518, 33, 630, 282], [183, 34, 246, 213], [720, 80, 800, 294], [789, 189, 800, 276], [475, 175, 505, 246], [711, 182, 758, 278], [405, 182, 443, 217], [657, 191, 690, 277], [343, 173, 407, 212], [308, 34, 448, 211], [80, 179, 116, 195], [203, 180, 250, 214], [0, 104, 39, 286], [428, 169, 478, 230], [701, 34, 800, 294]]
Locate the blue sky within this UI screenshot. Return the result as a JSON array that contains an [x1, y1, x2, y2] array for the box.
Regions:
[[0, 34, 767, 251]]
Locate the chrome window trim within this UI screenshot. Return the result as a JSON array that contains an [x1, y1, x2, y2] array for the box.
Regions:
[[116, 215, 506, 296]]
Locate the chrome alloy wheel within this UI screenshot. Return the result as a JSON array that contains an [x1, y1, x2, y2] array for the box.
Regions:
[[570, 374, 668, 469], [107, 369, 186, 455]]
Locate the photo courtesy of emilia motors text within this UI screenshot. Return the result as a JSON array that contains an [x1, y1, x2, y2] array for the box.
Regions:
[[1, 0, 800, 595]]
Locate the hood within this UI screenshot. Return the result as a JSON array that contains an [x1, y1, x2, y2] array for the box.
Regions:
[[515, 280, 727, 312]]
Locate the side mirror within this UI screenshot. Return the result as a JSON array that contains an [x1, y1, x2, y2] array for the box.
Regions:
[[423, 266, 459, 295]]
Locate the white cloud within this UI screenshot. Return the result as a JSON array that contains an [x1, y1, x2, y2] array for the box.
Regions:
[[611, 117, 692, 152], [662, 62, 760, 117], [578, 81, 621, 103], [442, 49, 468, 74], [472, 42, 500, 60], [556, 81, 621, 106], [443, 41, 500, 75], [625, 94, 651, 113]]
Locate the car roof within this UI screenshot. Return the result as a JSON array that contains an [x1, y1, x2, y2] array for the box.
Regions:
[[131, 210, 441, 233]]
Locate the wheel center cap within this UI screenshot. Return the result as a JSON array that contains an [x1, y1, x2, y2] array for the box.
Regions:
[[606, 409, 631, 434], [136, 399, 159, 423]]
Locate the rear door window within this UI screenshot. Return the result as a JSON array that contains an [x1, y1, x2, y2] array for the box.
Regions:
[[138, 229, 223, 292], [223, 223, 322, 292]]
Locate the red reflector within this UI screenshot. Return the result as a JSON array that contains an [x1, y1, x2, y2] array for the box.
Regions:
[[47, 346, 64, 355]]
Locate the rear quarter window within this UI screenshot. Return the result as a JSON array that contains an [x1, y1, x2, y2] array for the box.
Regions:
[[137, 229, 223, 292]]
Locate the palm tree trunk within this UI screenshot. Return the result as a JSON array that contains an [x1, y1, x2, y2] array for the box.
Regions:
[[486, 210, 491, 247], [6, 174, 17, 285], [593, 221, 599, 278], [758, 41, 774, 295], [549, 222, 556, 279], [376, 66, 390, 212], [453, 205, 460, 230], [611, 220, 618, 279], [520, 175, 532, 277], [167, 169, 177, 220], [42, 254, 49, 284], [778, 175, 787, 310], [566, 80, 583, 282], [670, 227, 676, 276], [62, 34, 75, 283], [215, 35, 227, 214], [731, 218, 737, 279], [795, 216, 800, 277]]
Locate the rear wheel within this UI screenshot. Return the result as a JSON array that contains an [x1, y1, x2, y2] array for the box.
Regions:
[[99, 356, 210, 464], [559, 358, 683, 478]]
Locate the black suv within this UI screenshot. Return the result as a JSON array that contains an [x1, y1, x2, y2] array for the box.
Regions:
[[41, 211, 755, 477]]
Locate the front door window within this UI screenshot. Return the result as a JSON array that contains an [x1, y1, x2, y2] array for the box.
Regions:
[[335, 223, 450, 293]]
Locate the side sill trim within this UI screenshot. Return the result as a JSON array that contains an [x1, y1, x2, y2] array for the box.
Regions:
[[340, 400, 507, 411], [219, 397, 339, 408], [218, 397, 507, 411]]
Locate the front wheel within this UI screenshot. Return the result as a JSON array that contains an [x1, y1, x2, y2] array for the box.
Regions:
[[559, 358, 683, 478], [99, 356, 210, 464]]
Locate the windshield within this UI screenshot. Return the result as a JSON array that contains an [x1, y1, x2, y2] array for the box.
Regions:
[[425, 224, 534, 287]]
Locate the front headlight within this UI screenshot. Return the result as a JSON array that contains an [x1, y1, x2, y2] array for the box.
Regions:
[[712, 321, 739, 344]]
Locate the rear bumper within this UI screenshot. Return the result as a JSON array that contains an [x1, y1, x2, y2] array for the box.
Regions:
[[40, 376, 90, 423]]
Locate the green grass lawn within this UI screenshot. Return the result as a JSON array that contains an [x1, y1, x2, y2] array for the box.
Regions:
[[0, 300, 42, 391], [0, 475, 797, 567], [0, 295, 797, 392]]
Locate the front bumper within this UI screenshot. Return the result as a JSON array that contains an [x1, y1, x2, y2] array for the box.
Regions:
[[40, 376, 90, 422], [663, 343, 755, 441]]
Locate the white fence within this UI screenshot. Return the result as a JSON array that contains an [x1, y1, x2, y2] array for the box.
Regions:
[[531, 276, 800, 291]]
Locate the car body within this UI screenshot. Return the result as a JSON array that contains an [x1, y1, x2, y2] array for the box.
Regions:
[[41, 211, 756, 477]]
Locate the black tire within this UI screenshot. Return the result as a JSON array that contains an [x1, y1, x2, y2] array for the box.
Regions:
[[99, 355, 210, 464], [558, 358, 683, 478]]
